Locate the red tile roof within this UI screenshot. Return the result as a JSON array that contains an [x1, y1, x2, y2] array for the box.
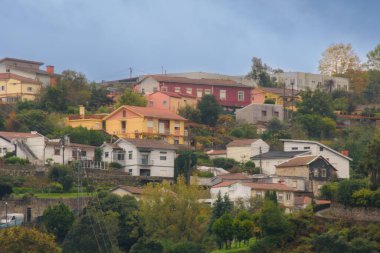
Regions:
[[67, 114, 106, 120], [226, 139, 259, 147], [294, 196, 312, 206], [211, 180, 240, 188], [243, 182, 296, 192], [0, 131, 41, 141], [104, 105, 187, 121], [116, 185, 143, 194], [159, 91, 197, 99], [145, 75, 250, 88], [276, 155, 318, 168], [0, 73, 40, 84]]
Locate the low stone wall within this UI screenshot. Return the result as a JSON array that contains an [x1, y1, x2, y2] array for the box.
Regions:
[[0, 197, 91, 222], [0, 165, 47, 177], [317, 203, 380, 223]]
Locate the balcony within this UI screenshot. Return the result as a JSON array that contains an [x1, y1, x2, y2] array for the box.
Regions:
[[139, 158, 154, 166]]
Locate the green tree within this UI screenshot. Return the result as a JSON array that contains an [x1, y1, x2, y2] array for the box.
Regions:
[[0, 114, 5, 130], [178, 105, 201, 122], [212, 157, 236, 170], [366, 44, 380, 70], [43, 203, 75, 242], [139, 177, 209, 244], [229, 123, 258, 139], [336, 179, 367, 206], [363, 70, 380, 103], [48, 165, 74, 192], [212, 213, 234, 249], [54, 126, 108, 146], [57, 70, 91, 107], [259, 200, 289, 236], [197, 95, 220, 126], [246, 57, 277, 87], [39, 87, 68, 112], [297, 90, 335, 118], [88, 84, 113, 111], [117, 88, 147, 107], [349, 237, 378, 253], [360, 137, 380, 190], [313, 232, 349, 253], [129, 238, 163, 253], [0, 227, 59, 253], [0, 182, 13, 200], [62, 208, 120, 253], [14, 109, 56, 135], [174, 150, 197, 182]]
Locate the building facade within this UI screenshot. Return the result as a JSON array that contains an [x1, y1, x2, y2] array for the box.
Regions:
[[147, 91, 198, 113], [136, 75, 252, 110], [101, 138, 177, 178], [0, 73, 42, 103], [236, 103, 284, 124], [226, 139, 270, 163]]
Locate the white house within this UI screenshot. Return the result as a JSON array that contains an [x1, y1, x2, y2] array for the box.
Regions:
[[210, 181, 297, 213], [281, 139, 351, 179], [226, 139, 269, 163], [251, 150, 310, 175], [101, 138, 177, 178], [0, 131, 95, 165]]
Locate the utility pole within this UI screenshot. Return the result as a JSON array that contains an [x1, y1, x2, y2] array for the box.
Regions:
[[5, 201, 8, 228], [259, 147, 262, 174], [291, 81, 294, 121], [129, 67, 133, 78], [161, 66, 164, 75]]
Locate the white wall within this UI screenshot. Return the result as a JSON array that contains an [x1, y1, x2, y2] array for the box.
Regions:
[[210, 183, 251, 203], [137, 77, 160, 94], [227, 140, 269, 163], [283, 141, 350, 179], [0, 138, 15, 157], [252, 158, 290, 175]]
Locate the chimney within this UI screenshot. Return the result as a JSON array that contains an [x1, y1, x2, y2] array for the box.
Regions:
[[46, 65, 57, 87], [79, 105, 85, 118], [341, 150, 349, 157]]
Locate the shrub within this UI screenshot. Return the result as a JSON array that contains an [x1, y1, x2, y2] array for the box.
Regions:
[[130, 238, 163, 253], [110, 162, 123, 169], [197, 171, 214, 178], [170, 242, 205, 253], [336, 179, 367, 206], [320, 182, 338, 200], [48, 165, 74, 192], [352, 188, 374, 207], [48, 182, 63, 193], [5, 157, 29, 165], [212, 158, 236, 170], [264, 99, 276, 104]]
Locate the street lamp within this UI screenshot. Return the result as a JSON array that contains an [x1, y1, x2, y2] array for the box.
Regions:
[[5, 201, 8, 228]]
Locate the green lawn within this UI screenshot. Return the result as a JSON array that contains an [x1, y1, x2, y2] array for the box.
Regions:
[[211, 239, 254, 253], [15, 192, 91, 199]]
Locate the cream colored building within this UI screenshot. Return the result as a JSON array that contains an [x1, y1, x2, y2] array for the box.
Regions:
[[226, 139, 269, 163], [0, 73, 42, 103]]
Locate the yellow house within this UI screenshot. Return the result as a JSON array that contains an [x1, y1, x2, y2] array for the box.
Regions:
[[103, 105, 187, 144], [66, 106, 107, 130], [0, 73, 42, 103], [252, 87, 301, 110]]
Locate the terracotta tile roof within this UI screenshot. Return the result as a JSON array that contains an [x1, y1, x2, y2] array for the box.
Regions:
[[243, 182, 296, 192], [145, 75, 250, 88], [295, 196, 311, 206], [116, 185, 143, 194], [0, 57, 43, 65], [211, 180, 240, 188], [227, 139, 259, 147], [218, 173, 251, 180], [0, 131, 41, 141], [276, 155, 318, 168], [207, 150, 227, 155], [159, 91, 197, 99], [120, 138, 178, 150], [67, 114, 107, 120], [0, 73, 40, 84], [104, 105, 186, 121]]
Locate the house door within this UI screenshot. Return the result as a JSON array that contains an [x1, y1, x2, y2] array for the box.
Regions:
[[159, 122, 165, 134]]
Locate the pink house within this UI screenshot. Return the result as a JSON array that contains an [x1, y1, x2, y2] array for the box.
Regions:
[[147, 91, 198, 113]]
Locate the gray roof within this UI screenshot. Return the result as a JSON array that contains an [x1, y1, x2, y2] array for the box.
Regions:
[[120, 138, 178, 150], [251, 151, 310, 159]]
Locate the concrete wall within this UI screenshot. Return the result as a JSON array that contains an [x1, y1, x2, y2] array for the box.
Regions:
[[227, 140, 269, 163], [252, 158, 290, 175], [236, 103, 284, 124]]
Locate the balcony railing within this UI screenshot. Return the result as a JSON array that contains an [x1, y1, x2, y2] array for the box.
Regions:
[[139, 159, 154, 166]]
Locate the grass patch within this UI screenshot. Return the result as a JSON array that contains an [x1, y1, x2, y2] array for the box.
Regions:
[[212, 239, 255, 253]]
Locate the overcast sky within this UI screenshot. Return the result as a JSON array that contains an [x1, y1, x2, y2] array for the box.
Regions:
[[1, 0, 380, 81]]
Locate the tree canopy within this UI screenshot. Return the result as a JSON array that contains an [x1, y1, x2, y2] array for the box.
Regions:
[[117, 88, 147, 107], [367, 44, 380, 70], [197, 94, 221, 126]]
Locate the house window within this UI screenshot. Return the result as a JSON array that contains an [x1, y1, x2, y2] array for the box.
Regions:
[[1, 86, 4, 91], [161, 86, 168, 92], [205, 89, 211, 95], [81, 150, 87, 157], [118, 153, 125, 161], [256, 192, 262, 198], [121, 121, 126, 133], [122, 111, 126, 117], [160, 156, 167, 160], [105, 152, 109, 158], [220, 90, 226, 100], [54, 148, 60, 156], [314, 169, 319, 177], [149, 101, 154, 107], [261, 110, 267, 117], [128, 151, 133, 160], [286, 193, 291, 200], [147, 119, 153, 128], [319, 147, 324, 151], [321, 169, 327, 177], [128, 169, 133, 175], [27, 87, 33, 92], [238, 91, 244, 101], [186, 88, 192, 94], [291, 147, 298, 150], [160, 151, 167, 160], [197, 89, 203, 98], [174, 121, 180, 130], [174, 137, 179, 145], [277, 193, 284, 201], [163, 100, 167, 106], [273, 111, 279, 117], [153, 87, 158, 92], [304, 147, 310, 150], [175, 87, 181, 93]]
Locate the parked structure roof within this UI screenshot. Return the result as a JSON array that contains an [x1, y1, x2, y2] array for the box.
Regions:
[[226, 139, 258, 147], [251, 151, 310, 159]]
